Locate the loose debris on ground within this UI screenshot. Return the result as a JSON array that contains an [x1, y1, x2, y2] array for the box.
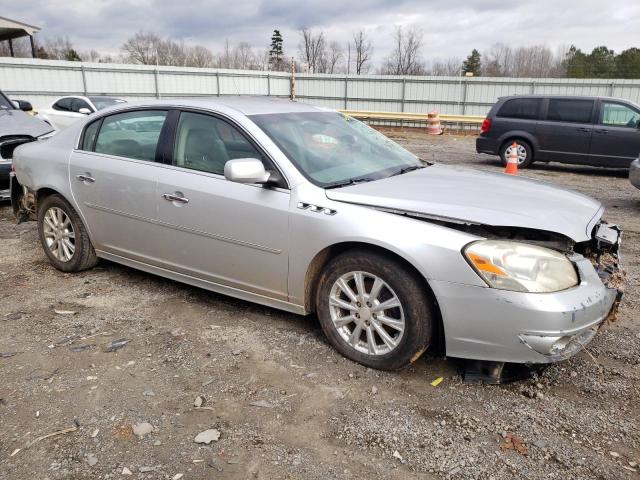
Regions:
[[0, 132, 638, 479]]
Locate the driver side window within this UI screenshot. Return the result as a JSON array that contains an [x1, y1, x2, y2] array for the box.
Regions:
[[600, 102, 640, 128], [173, 112, 263, 175]]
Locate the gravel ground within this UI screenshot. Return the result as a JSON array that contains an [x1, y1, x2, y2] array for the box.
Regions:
[[0, 131, 639, 480]]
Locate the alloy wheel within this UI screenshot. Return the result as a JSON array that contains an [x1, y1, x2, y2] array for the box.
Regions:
[[42, 207, 76, 262], [328, 271, 405, 355], [505, 143, 527, 164]]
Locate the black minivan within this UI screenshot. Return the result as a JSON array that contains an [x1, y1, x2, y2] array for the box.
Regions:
[[476, 95, 640, 168]]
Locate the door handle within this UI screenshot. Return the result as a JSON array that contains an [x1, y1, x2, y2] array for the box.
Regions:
[[162, 192, 189, 204], [595, 129, 609, 134], [75, 173, 95, 183], [576, 127, 591, 133]]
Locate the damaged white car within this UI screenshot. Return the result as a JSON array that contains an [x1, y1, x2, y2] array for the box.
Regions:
[[10, 98, 623, 382]]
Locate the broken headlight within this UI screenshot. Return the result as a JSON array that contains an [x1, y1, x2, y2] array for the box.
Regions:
[[463, 240, 579, 293]]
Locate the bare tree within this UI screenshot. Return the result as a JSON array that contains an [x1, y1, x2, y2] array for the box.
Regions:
[[380, 26, 426, 75], [352, 30, 373, 74], [299, 27, 326, 73], [326, 41, 344, 74], [234, 42, 257, 69], [483, 43, 567, 78], [121, 31, 161, 64], [188, 45, 215, 68], [428, 57, 463, 76]]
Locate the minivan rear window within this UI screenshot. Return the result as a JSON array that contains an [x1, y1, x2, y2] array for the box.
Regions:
[[547, 99, 594, 124], [497, 98, 541, 120]]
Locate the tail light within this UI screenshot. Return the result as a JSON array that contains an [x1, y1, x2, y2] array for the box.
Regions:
[[480, 118, 492, 134]]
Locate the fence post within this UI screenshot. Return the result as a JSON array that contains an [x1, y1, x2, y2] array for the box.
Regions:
[[267, 73, 271, 96], [609, 82, 615, 96], [461, 79, 468, 115], [215, 72, 220, 96], [530, 81, 536, 94], [153, 68, 160, 99], [80, 65, 88, 96], [344, 76, 348, 109], [401, 78, 406, 113]]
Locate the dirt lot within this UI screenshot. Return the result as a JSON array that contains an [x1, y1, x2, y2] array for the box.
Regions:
[[1, 131, 639, 480]]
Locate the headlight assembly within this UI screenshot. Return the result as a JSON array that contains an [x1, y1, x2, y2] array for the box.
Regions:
[[463, 240, 578, 293]]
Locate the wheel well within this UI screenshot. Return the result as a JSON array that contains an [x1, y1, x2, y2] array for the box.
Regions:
[[304, 242, 446, 354]]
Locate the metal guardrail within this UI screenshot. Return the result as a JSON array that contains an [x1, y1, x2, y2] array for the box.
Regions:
[[340, 109, 485, 124]]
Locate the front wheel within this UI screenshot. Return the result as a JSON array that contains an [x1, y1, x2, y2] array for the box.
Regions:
[[37, 194, 98, 272], [316, 250, 434, 370], [500, 140, 534, 168]]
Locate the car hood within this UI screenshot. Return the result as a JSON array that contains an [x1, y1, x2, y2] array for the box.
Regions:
[[0, 108, 53, 138], [325, 164, 602, 242]]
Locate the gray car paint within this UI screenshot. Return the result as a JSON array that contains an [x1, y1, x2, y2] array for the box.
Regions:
[[12, 97, 618, 364], [0, 108, 53, 139]]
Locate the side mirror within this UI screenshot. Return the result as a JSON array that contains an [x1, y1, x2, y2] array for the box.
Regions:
[[224, 158, 270, 184], [78, 107, 92, 115], [13, 99, 33, 112]]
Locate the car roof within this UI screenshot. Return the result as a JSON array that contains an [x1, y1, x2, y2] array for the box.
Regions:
[[119, 96, 328, 116], [498, 94, 633, 102]]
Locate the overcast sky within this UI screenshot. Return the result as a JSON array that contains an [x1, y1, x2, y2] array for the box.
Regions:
[[4, 0, 640, 65]]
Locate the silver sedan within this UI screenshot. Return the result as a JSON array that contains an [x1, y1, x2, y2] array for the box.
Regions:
[[11, 97, 622, 376]]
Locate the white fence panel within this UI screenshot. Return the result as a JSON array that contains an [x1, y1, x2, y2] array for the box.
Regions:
[[2, 57, 640, 116]]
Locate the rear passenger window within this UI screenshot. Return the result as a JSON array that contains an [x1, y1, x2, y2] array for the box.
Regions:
[[173, 112, 263, 175], [94, 110, 167, 161], [497, 98, 541, 120], [81, 120, 100, 151], [53, 98, 72, 111], [547, 99, 594, 124]]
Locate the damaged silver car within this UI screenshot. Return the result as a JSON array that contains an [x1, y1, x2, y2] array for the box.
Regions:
[[10, 97, 623, 380]]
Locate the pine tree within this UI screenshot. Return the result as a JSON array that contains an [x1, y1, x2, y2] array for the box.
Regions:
[[269, 29, 284, 70], [462, 49, 481, 76]]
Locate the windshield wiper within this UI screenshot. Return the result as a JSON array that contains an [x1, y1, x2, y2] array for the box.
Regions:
[[324, 177, 376, 189], [389, 165, 426, 177]]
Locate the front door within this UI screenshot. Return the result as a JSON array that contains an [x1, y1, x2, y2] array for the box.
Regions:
[[589, 100, 640, 167], [69, 109, 169, 263], [536, 98, 595, 164], [155, 111, 290, 299]]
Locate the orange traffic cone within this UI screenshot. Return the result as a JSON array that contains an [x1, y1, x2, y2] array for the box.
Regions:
[[504, 142, 519, 175]]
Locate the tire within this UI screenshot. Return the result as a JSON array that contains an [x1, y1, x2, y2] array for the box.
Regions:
[[37, 194, 98, 272], [316, 250, 433, 371], [500, 139, 534, 168]]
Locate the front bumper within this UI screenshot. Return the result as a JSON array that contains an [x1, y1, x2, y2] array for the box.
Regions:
[[431, 253, 619, 364]]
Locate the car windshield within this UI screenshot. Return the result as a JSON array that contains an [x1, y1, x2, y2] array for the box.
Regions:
[[0, 91, 15, 110], [89, 96, 126, 110], [250, 112, 424, 187]]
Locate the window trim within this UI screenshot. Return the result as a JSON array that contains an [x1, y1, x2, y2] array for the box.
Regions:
[[542, 98, 596, 124], [496, 97, 542, 121], [165, 107, 290, 190], [76, 107, 170, 163], [597, 99, 640, 129]]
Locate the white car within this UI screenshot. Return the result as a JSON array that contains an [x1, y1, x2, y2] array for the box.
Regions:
[[38, 96, 126, 130]]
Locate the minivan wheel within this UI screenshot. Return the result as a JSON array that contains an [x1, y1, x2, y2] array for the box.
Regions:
[[38, 194, 98, 272], [500, 140, 534, 168], [316, 250, 433, 371]]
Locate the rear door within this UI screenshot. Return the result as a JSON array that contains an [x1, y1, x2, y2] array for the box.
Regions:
[[70, 109, 170, 263], [536, 98, 595, 164], [589, 100, 640, 167], [155, 110, 290, 300]]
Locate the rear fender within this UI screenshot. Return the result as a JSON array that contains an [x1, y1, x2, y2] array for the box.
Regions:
[[497, 130, 539, 153]]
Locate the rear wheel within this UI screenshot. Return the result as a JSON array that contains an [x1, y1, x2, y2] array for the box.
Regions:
[[38, 194, 98, 272], [316, 250, 433, 370], [500, 139, 534, 168]]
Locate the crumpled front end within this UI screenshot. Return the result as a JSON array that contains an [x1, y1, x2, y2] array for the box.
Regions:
[[434, 221, 623, 366]]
